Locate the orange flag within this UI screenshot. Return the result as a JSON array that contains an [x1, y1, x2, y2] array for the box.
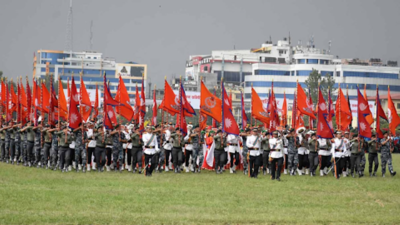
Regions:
[[20, 81, 27, 108], [80, 76, 92, 121], [335, 87, 352, 131], [58, 79, 68, 120], [10, 83, 17, 112], [363, 85, 374, 125], [281, 92, 287, 127], [388, 86, 400, 135], [296, 83, 316, 119], [200, 80, 222, 123], [251, 87, 270, 124], [159, 80, 179, 116], [115, 75, 134, 121], [41, 82, 50, 113]]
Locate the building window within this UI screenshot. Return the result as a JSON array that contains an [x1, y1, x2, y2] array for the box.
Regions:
[[255, 70, 290, 76], [397, 103, 400, 109], [343, 71, 398, 79], [307, 59, 318, 64], [321, 71, 334, 77], [264, 57, 276, 63], [336, 71, 340, 77], [298, 59, 306, 64], [296, 70, 313, 76]]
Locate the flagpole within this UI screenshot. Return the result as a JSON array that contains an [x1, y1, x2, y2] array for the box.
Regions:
[[41, 78, 44, 148], [251, 83, 253, 127], [198, 77, 202, 139], [337, 84, 341, 132], [346, 84, 350, 130], [316, 82, 319, 151], [178, 76, 182, 146], [80, 72, 84, 142]]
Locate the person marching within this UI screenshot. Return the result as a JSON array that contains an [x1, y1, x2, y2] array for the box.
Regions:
[[93, 124, 106, 172], [380, 131, 397, 177], [33, 121, 42, 167], [318, 136, 332, 176], [41, 125, 53, 169], [227, 131, 241, 174], [130, 125, 143, 174], [14, 123, 22, 165], [163, 125, 173, 172], [20, 121, 35, 167], [49, 124, 59, 170], [86, 122, 97, 172], [342, 131, 351, 177], [349, 133, 364, 178], [246, 128, 261, 178], [171, 127, 184, 173], [297, 127, 308, 176], [269, 131, 284, 181], [261, 130, 271, 175], [282, 129, 289, 175], [286, 128, 299, 176], [142, 125, 159, 176], [0, 124, 5, 162], [73, 124, 88, 172], [184, 124, 195, 173], [331, 131, 347, 179], [308, 132, 319, 177], [367, 134, 379, 176], [240, 128, 251, 175], [55, 125, 73, 172], [213, 129, 227, 174], [192, 127, 204, 173], [105, 129, 113, 172], [109, 124, 126, 172]]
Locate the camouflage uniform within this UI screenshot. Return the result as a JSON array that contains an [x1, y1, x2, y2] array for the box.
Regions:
[[41, 129, 52, 168], [192, 133, 204, 172], [241, 135, 248, 174], [0, 130, 5, 161], [14, 127, 21, 163], [74, 129, 87, 170], [380, 139, 395, 176], [34, 129, 42, 165], [112, 132, 124, 170], [50, 130, 59, 169], [20, 128, 27, 164], [5, 128, 10, 162], [8, 127, 16, 163], [287, 136, 299, 174]]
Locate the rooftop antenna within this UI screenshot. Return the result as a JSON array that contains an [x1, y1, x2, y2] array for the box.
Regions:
[[328, 40, 332, 54], [65, 0, 73, 52], [289, 32, 291, 45], [90, 20, 93, 50]]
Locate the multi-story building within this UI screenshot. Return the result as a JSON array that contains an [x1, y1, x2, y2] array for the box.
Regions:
[[33, 50, 147, 104]]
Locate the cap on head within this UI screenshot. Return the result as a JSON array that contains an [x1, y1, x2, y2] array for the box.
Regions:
[[216, 129, 222, 134]]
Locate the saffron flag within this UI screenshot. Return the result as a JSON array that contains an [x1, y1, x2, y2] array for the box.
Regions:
[[241, 91, 248, 129], [80, 76, 92, 121], [10, 82, 17, 112], [357, 88, 372, 138], [41, 82, 50, 113], [68, 77, 82, 129], [291, 92, 297, 128], [346, 88, 353, 128], [58, 78, 68, 120], [178, 81, 187, 135], [200, 80, 222, 122], [159, 80, 178, 116], [363, 86, 374, 125], [296, 83, 316, 119], [1, 80, 5, 111], [376, 87, 388, 139], [335, 87, 352, 131], [152, 89, 157, 126], [317, 87, 334, 138], [251, 87, 270, 124], [200, 113, 208, 131], [222, 82, 239, 135], [26, 80, 32, 122], [115, 75, 134, 121], [388, 86, 400, 136], [93, 85, 99, 119]]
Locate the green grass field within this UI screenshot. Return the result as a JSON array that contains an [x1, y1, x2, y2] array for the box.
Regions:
[[1, 155, 400, 225]]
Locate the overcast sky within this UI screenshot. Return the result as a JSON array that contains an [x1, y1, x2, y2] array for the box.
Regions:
[[1, 0, 400, 86]]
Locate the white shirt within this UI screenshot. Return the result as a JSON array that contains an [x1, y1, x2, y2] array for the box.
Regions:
[[318, 138, 331, 156], [69, 140, 75, 149], [163, 130, 173, 150], [122, 131, 130, 149], [298, 135, 307, 155], [142, 132, 159, 155], [269, 137, 283, 158], [227, 134, 240, 153], [184, 131, 193, 151], [87, 129, 96, 148], [331, 138, 347, 158], [246, 135, 261, 156], [343, 138, 351, 157], [282, 135, 288, 154]]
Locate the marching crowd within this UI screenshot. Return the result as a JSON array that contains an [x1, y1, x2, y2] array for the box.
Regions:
[[0, 119, 397, 181]]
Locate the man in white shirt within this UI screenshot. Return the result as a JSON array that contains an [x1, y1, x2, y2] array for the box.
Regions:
[[86, 123, 97, 171], [331, 131, 347, 179], [269, 131, 283, 181], [142, 126, 160, 177], [163, 126, 173, 171], [342, 131, 351, 177], [246, 128, 261, 178], [122, 125, 132, 171], [318, 138, 332, 176], [227, 133, 241, 173]]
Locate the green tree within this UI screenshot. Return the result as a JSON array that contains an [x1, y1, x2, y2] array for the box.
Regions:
[[305, 69, 337, 106]]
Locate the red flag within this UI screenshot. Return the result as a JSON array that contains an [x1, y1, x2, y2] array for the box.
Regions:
[[291, 92, 297, 128], [281, 92, 287, 127], [58, 79, 68, 120], [200, 113, 208, 131], [200, 80, 222, 122], [152, 89, 157, 126], [115, 75, 134, 121], [104, 109, 114, 130], [20, 81, 27, 108], [388, 86, 400, 136], [159, 80, 178, 116], [229, 91, 233, 111], [222, 82, 239, 135], [268, 86, 280, 131], [17, 82, 20, 123], [26, 80, 32, 122], [346, 88, 353, 128], [1, 80, 5, 112], [49, 80, 57, 126], [6, 82, 11, 122], [106, 105, 118, 125], [178, 80, 187, 135], [80, 76, 92, 121], [180, 82, 196, 117], [363, 85, 374, 125], [134, 85, 140, 123], [241, 91, 248, 129], [68, 77, 82, 129], [10, 82, 17, 112], [376, 87, 388, 138], [296, 83, 316, 119], [41, 82, 50, 113], [316, 87, 334, 138], [139, 77, 146, 130], [357, 88, 372, 138], [67, 78, 70, 99], [93, 84, 99, 119], [295, 114, 305, 130], [251, 87, 269, 124], [335, 87, 352, 131]]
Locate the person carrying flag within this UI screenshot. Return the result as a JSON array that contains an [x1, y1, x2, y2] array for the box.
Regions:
[[109, 124, 126, 172], [130, 125, 143, 174], [191, 126, 204, 173], [380, 131, 396, 177], [331, 131, 347, 179], [308, 132, 319, 177], [261, 130, 271, 176], [170, 127, 184, 173], [214, 129, 227, 174], [269, 131, 284, 181], [286, 128, 299, 176], [41, 125, 53, 170], [142, 125, 160, 176], [367, 134, 379, 177], [227, 132, 241, 174], [20, 121, 35, 167], [93, 123, 106, 172], [0, 124, 5, 162], [349, 133, 365, 178], [73, 124, 88, 173]]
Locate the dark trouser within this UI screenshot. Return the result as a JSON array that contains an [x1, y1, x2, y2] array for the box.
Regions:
[[9, 139, 15, 160], [350, 153, 361, 175], [126, 147, 132, 167], [5, 140, 9, 161], [87, 147, 95, 165], [304, 153, 310, 169], [185, 150, 193, 167], [59, 147, 70, 169], [112, 146, 123, 168], [308, 152, 319, 175], [51, 143, 58, 168], [334, 157, 345, 178], [95, 146, 106, 169], [15, 141, 20, 161], [34, 145, 41, 164], [76, 146, 87, 166], [284, 154, 288, 169], [368, 153, 379, 173], [230, 152, 240, 167], [298, 154, 306, 170], [42, 143, 51, 167], [0, 142, 5, 160], [344, 156, 351, 172], [214, 150, 226, 171], [320, 155, 331, 170], [270, 157, 283, 179], [131, 147, 143, 169], [172, 147, 183, 169], [262, 151, 270, 171], [27, 141, 34, 163], [249, 155, 261, 177], [144, 153, 156, 175], [165, 149, 172, 167], [106, 147, 112, 166]]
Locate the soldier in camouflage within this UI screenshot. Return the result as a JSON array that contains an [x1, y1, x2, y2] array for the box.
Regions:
[[73, 125, 88, 172], [41, 125, 53, 169], [14, 123, 21, 165], [240, 128, 251, 175], [49, 124, 59, 170], [110, 124, 125, 172], [286, 128, 299, 176], [380, 131, 396, 177], [32, 122, 43, 167], [20, 121, 35, 167], [0, 124, 5, 162]]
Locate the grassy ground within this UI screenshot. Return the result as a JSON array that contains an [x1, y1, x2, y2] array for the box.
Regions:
[[1, 155, 400, 225]]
